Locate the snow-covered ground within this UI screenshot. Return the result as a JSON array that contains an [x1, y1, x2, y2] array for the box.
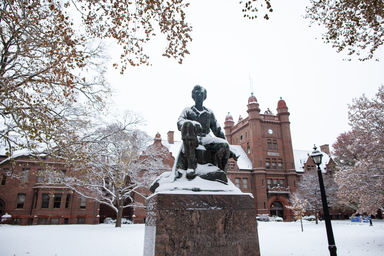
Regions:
[[1, 220, 383, 256]]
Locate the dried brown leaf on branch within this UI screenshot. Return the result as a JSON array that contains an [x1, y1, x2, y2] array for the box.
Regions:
[[305, 0, 384, 61], [0, 0, 192, 165]]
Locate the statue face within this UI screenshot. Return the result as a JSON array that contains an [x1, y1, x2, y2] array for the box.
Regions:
[[192, 86, 206, 103]]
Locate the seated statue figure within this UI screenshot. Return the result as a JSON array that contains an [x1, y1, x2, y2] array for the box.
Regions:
[[175, 85, 236, 182], [149, 85, 238, 193]]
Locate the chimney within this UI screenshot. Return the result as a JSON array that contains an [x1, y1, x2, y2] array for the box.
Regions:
[[167, 131, 174, 144], [320, 144, 330, 155]]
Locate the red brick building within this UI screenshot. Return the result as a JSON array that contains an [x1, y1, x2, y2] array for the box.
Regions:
[[131, 133, 175, 223], [224, 94, 297, 220], [132, 94, 303, 221], [0, 155, 99, 225]]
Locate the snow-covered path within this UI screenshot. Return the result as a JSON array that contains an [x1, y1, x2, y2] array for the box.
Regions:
[[1, 220, 383, 256]]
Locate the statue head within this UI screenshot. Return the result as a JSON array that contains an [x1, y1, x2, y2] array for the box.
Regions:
[[191, 85, 207, 102]]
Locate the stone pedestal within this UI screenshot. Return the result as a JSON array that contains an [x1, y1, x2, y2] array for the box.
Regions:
[[143, 193, 260, 256]]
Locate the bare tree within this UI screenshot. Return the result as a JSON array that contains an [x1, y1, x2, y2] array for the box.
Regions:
[[296, 168, 339, 224], [286, 194, 308, 232], [62, 119, 171, 227]]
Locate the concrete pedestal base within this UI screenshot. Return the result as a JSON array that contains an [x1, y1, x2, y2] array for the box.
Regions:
[[143, 193, 260, 256]]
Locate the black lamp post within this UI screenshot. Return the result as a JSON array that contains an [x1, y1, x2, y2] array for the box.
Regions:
[[310, 145, 337, 256]]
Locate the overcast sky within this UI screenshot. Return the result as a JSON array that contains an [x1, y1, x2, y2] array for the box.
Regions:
[[105, 1, 384, 152]]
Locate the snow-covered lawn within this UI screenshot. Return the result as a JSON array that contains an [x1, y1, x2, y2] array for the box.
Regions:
[[1, 220, 383, 256]]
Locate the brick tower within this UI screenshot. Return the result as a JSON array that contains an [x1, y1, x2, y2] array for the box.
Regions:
[[225, 94, 297, 220]]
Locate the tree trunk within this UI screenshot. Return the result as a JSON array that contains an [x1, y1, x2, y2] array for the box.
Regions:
[[300, 217, 303, 232], [115, 202, 123, 228]]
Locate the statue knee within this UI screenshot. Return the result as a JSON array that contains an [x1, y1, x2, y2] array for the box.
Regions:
[[181, 121, 197, 140]]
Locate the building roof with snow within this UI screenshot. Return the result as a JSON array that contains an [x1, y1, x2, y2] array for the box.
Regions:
[[293, 149, 332, 173], [229, 145, 252, 170]]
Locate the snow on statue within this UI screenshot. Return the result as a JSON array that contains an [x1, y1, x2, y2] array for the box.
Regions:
[[150, 85, 241, 193]]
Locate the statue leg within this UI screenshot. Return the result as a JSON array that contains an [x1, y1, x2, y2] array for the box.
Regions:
[[204, 142, 230, 173], [216, 144, 230, 173], [181, 122, 198, 178]]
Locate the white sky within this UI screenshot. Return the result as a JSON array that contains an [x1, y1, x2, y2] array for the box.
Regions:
[[105, 1, 384, 152]]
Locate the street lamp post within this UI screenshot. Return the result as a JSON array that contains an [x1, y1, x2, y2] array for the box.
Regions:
[[310, 145, 337, 256]]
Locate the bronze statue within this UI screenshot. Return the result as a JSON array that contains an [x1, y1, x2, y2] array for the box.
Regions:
[[176, 85, 236, 181], [150, 85, 237, 193]]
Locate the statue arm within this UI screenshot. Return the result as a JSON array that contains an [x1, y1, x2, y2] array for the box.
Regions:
[[210, 112, 226, 140], [177, 108, 190, 131], [177, 107, 202, 132]]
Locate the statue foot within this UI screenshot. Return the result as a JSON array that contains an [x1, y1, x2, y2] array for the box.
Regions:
[[186, 168, 196, 180]]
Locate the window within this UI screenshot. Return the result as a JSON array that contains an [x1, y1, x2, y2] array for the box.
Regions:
[[80, 197, 86, 209], [294, 180, 296, 187], [262, 179, 264, 186], [16, 194, 26, 208], [240, 135, 243, 140], [65, 194, 71, 209], [273, 179, 278, 187], [235, 178, 241, 188], [267, 139, 272, 150], [12, 218, 21, 225], [50, 218, 60, 224], [273, 140, 277, 151], [229, 162, 235, 170], [53, 194, 62, 208], [38, 218, 47, 225], [243, 179, 248, 189], [267, 179, 272, 188], [272, 158, 277, 169], [41, 193, 50, 208], [1, 172, 7, 185], [266, 158, 271, 169], [21, 169, 30, 183], [280, 179, 285, 187], [247, 143, 250, 154], [77, 218, 85, 224], [60, 170, 66, 182], [37, 170, 44, 183], [278, 159, 283, 170]]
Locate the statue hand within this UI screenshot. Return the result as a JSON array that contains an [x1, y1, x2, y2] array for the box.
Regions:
[[194, 122, 203, 136]]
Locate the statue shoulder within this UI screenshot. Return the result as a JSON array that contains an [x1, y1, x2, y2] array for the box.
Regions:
[[204, 107, 215, 114], [180, 106, 194, 115]]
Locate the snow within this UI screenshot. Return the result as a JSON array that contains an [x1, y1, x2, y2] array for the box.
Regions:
[[293, 149, 330, 173], [230, 145, 252, 170], [1, 220, 383, 256], [0, 148, 32, 165], [162, 140, 252, 171], [153, 164, 243, 194], [161, 139, 182, 159]]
